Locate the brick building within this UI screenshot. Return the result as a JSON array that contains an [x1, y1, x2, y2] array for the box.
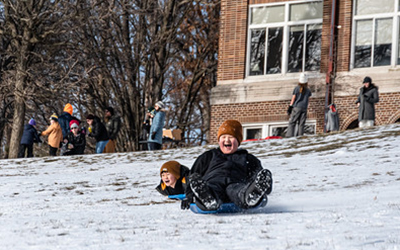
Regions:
[[210, 0, 400, 143]]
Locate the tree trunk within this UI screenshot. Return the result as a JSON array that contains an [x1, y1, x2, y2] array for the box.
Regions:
[[8, 95, 25, 158]]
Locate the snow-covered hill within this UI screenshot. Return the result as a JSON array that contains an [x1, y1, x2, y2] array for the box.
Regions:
[[1, 124, 400, 250]]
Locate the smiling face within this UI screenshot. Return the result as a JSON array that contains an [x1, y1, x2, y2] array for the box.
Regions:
[[218, 134, 239, 154], [161, 172, 177, 188]]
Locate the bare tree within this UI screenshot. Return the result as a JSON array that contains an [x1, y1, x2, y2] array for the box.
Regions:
[[0, 0, 82, 158]]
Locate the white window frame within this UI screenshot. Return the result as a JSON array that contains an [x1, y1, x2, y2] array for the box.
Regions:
[[243, 120, 317, 140], [350, 0, 399, 69], [246, 0, 323, 78]]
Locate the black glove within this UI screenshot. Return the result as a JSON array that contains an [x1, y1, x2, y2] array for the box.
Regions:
[[287, 105, 293, 115], [181, 193, 193, 210], [151, 132, 156, 140]]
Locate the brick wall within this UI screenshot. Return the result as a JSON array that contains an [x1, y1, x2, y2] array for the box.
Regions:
[[210, 92, 400, 144], [210, 97, 325, 144], [217, 1, 248, 81], [335, 0, 352, 72]]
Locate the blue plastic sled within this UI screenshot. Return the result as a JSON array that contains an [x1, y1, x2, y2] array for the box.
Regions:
[[168, 194, 186, 200], [189, 197, 268, 214]]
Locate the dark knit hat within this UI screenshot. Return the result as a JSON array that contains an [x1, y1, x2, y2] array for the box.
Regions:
[[160, 161, 181, 180], [217, 120, 243, 144], [29, 118, 36, 126], [105, 107, 114, 116], [363, 76, 372, 84], [86, 114, 94, 120]]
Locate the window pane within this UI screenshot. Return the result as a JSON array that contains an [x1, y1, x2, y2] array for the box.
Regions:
[[246, 128, 262, 140], [374, 18, 392, 66], [305, 24, 321, 71], [289, 2, 323, 21], [398, 18, 400, 64], [356, 0, 394, 15], [355, 20, 372, 68], [271, 126, 287, 137], [249, 29, 266, 76], [266, 27, 282, 74], [251, 5, 284, 25], [288, 25, 304, 73]]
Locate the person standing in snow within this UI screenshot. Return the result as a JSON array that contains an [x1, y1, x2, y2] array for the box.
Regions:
[[147, 101, 166, 151], [18, 118, 42, 158], [86, 114, 109, 154], [58, 103, 74, 138], [181, 120, 273, 211], [286, 73, 312, 137], [356, 76, 379, 128], [103, 106, 121, 153], [39, 114, 63, 156], [156, 161, 190, 196]]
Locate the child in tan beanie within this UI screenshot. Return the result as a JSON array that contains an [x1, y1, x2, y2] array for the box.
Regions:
[[181, 120, 273, 211], [156, 161, 189, 196]]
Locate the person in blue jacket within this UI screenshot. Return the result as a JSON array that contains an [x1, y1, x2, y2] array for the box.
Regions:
[[147, 101, 166, 150], [18, 118, 42, 158]]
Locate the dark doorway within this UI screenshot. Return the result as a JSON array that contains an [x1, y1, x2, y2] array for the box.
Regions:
[[346, 119, 359, 130]]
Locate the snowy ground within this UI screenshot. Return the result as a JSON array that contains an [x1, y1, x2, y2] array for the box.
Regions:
[[1, 124, 400, 250]]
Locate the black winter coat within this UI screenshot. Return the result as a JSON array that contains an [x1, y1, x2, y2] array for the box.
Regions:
[[191, 148, 263, 183], [186, 148, 265, 202], [20, 124, 41, 145], [156, 165, 190, 196], [356, 85, 379, 121], [58, 112, 73, 138], [64, 130, 86, 155], [89, 116, 109, 142], [105, 115, 121, 140]]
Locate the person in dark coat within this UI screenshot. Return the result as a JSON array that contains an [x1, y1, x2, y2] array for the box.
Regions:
[[103, 106, 121, 153], [181, 120, 273, 211], [356, 76, 379, 128], [287, 73, 312, 137], [156, 161, 189, 196], [58, 103, 74, 138], [62, 120, 86, 156], [86, 114, 109, 154], [18, 118, 42, 158]]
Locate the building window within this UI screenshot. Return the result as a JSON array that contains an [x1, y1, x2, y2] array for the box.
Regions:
[[247, 1, 323, 76], [243, 121, 316, 140], [352, 0, 399, 69]]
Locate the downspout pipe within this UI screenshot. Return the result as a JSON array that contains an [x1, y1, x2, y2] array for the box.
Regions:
[[324, 0, 338, 133]]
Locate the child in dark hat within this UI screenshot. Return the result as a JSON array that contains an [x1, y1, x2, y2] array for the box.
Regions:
[[18, 118, 42, 158], [181, 120, 273, 211], [156, 161, 190, 196]]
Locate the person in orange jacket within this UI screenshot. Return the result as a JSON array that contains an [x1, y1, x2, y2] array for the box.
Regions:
[[40, 113, 63, 156]]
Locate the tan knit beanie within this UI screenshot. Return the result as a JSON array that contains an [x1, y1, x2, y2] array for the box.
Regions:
[[217, 120, 243, 145], [160, 161, 181, 179]]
